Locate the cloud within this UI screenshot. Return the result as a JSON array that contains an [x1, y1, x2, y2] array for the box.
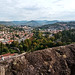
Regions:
[[52, 0, 63, 3], [0, 0, 75, 21]]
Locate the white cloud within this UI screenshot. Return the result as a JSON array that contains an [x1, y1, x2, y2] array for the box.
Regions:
[[0, 0, 75, 21]]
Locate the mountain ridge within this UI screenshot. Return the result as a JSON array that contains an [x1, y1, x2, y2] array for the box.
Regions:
[[0, 20, 59, 27]]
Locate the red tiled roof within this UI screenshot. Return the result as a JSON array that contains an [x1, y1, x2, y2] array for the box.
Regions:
[[0, 53, 10, 57], [8, 40, 13, 43], [0, 53, 15, 58]]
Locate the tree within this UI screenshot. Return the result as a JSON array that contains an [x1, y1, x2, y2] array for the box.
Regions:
[[19, 45, 23, 51], [56, 41, 63, 46], [10, 41, 19, 47], [50, 36, 55, 41], [23, 44, 28, 51], [3, 47, 9, 53]]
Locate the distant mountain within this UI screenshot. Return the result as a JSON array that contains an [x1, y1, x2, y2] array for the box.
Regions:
[[25, 20, 40, 27], [37, 21, 75, 30], [43, 20, 58, 25], [37, 23, 66, 30], [0, 20, 59, 27], [0, 21, 28, 26], [0, 21, 14, 26], [35, 20, 58, 25], [12, 21, 27, 25]]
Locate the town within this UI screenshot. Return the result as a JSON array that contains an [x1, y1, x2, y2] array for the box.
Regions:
[[0, 25, 33, 44], [0, 23, 75, 61], [0, 24, 65, 44]]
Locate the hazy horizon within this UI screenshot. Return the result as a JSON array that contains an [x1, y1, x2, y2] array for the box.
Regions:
[[0, 19, 59, 21], [0, 0, 75, 21]]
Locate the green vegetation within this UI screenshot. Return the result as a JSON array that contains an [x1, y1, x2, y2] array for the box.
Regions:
[[36, 23, 66, 30], [0, 29, 75, 55]]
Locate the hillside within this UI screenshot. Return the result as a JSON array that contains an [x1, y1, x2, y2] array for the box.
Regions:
[[25, 20, 40, 27], [0, 20, 58, 27], [37, 22, 75, 30], [0, 44, 75, 75]]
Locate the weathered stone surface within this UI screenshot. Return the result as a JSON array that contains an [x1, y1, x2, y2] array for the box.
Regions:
[[0, 44, 75, 75]]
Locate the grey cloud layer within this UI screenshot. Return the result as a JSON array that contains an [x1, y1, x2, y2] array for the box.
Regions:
[[0, 0, 75, 21]]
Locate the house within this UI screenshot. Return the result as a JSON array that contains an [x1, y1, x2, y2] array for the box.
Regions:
[[7, 40, 13, 44], [0, 38, 4, 41], [0, 53, 16, 60]]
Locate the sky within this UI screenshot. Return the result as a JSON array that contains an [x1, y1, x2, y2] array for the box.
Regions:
[[0, 0, 75, 21]]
